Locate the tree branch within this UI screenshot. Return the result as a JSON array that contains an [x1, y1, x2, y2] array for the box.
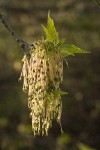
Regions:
[[94, 0, 100, 7], [0, 12, 34, 56]]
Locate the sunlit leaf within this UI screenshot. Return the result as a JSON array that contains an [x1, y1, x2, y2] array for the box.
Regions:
[[78, 143, 96, 150], [60, 44, 90, 57], [42, 12, 59, 45], [54, 90, 68, 95]]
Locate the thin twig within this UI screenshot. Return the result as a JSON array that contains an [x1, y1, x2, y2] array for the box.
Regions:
[[93, 0, 100, 7], [0, 12, 34, 56]]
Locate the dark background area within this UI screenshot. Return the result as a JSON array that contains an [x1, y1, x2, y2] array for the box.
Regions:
[[0, 0, 100, 150]]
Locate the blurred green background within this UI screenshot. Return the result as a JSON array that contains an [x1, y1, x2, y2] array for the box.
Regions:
[[0, 0, 100, 150]]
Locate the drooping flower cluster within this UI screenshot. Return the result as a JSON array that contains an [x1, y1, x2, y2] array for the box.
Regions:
[[19, 41, 63, 136]]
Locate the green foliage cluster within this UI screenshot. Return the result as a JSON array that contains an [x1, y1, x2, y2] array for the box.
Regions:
[[42, 13, 89, 57]]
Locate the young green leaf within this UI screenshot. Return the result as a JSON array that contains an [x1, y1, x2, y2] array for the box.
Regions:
[[42, 12, 59, 45], [60, 44, 90, 57], [78, 143, 95, 150], [54, 90, 68, 95]]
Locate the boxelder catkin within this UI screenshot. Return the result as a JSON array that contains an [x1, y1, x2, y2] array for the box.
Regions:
[[19, 40, 63, 136]]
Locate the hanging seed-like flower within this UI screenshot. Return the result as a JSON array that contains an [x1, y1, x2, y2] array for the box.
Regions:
[[19, 13, 89, 136], [20, 40, 63, 136]]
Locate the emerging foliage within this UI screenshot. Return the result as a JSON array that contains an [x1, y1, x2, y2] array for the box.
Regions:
[[53, 90, 68, 95], [60, 44, 90, 57], [42, 12, 59, 45], [78, 143, 96, 150], [42, 12, 89, 56]]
